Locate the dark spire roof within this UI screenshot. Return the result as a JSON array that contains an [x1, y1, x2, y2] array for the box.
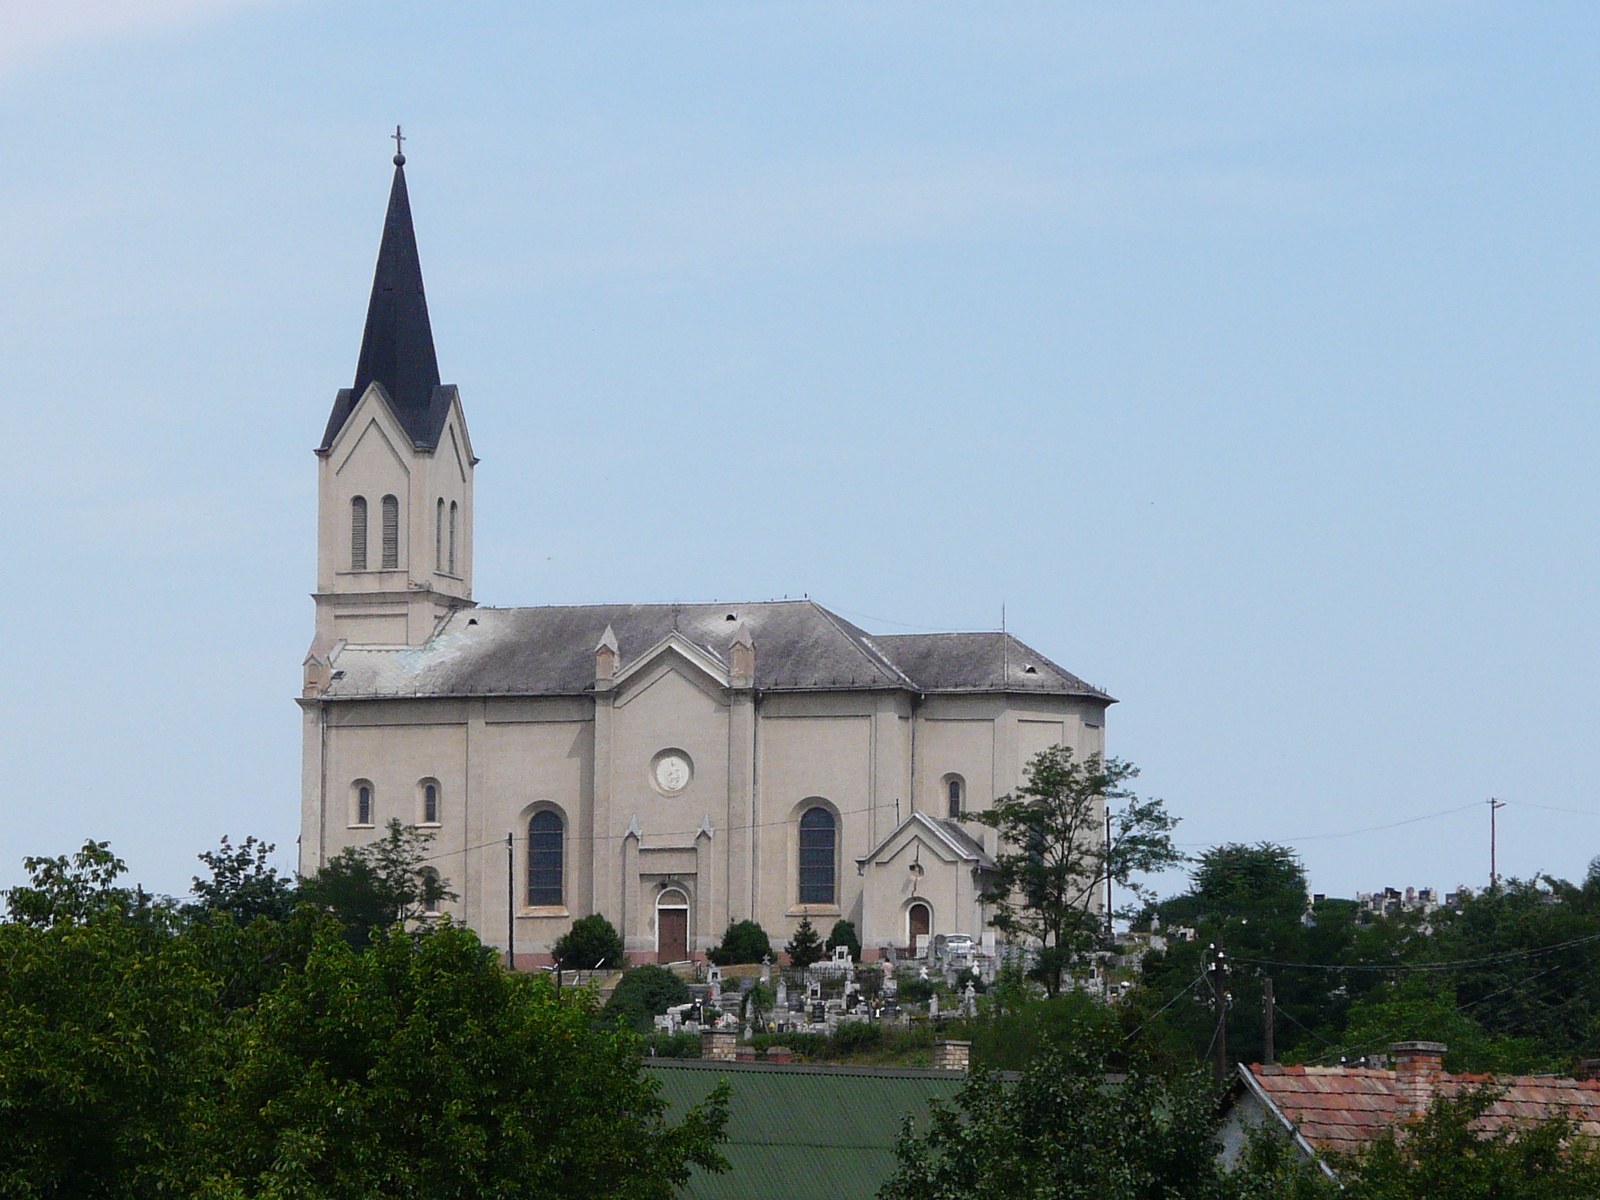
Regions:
[[320, 155, 456, 452]]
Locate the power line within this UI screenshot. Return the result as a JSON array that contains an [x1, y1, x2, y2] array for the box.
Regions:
[[1235, 929, 1600, 974]]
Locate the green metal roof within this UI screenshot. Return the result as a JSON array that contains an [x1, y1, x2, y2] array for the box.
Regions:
[[645, 1059, 967, 1200]]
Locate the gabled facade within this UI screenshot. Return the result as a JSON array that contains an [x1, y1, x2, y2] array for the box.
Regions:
[[299, 153, 1115, 964]]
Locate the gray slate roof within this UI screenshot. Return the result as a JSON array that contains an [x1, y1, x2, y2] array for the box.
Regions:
[[321, 599, 1113, 702]]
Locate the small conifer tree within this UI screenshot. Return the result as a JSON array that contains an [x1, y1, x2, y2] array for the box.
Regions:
[[785, 917, 824, 969]]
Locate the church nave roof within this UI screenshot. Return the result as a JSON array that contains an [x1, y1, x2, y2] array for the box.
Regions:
[[318, 599, 1112, 703]]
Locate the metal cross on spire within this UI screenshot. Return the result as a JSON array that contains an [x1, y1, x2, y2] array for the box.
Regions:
[[391, 124, 406, 166]]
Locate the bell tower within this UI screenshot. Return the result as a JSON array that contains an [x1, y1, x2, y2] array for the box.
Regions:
[[311, 134, 476, 650]]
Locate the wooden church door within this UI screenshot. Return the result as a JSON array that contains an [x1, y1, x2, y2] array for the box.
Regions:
[[658, 907, 688, 964]]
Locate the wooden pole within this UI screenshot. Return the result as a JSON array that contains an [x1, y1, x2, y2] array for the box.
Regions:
[[1212, 942, 1229, 1088], [506, 832, 515, 971], [1263, 975, 1275, 1066]]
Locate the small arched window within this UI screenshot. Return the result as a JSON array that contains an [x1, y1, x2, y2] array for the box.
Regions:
[[423, 781, 439, 824], [420, 867, 442, 914], [381, 495, 399, 569], [448, 501, 458, 576], [435, 499, 445, 572], [946, 775, 964, 820], [527, 810, 563, 906], [350, 497, 368, 571], [798, 806, 836, 905], [355, 782, 373, 826]]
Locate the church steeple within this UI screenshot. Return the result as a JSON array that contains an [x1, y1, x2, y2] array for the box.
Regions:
[[311, 132, 475, 647], [352, 141, 439, 424], [320, 134, 454, 452]]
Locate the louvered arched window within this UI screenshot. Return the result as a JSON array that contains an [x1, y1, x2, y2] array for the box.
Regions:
[[527, 810, 563, 906], [448, 501, 458, 576], [381, 495, 399, 569], [435, 499, 445, 572], [798, 806, 836, 905], [350, 497, 368, 570]]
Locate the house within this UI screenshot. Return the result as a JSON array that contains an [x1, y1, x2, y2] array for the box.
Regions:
[[1221, 1041, 1600, 1174], [644, 1056, 968, 1200]]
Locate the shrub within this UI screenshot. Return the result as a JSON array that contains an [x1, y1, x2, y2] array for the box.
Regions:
[[825, 919, 861, 962], [831, 1020, 883, 1054], [552, 913, 624, 970], [707, 920, 772, 966], [784, 917, 825, 969], [603, 965, 690, 1032]]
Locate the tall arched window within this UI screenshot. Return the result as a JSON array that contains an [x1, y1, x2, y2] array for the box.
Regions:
[[423, 781, 439, 824], [381, 495, 399, 569], [527, 810, 563, 906], [435, 498, 445, 571], [798, 806, 836, 905], [946, 775, 964, 819], [448, 501, 458, 575], [350, 496, 368, 570], [355, 782, 372, 826]]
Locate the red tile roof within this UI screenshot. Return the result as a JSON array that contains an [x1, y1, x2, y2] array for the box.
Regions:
[[1243, 1062, 1600, 1156]]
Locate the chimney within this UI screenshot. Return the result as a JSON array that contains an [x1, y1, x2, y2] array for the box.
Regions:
[[701, 1030, 737, 1062], [765, 1045, 793, 1064], [595, 624, 619, 686], [1391, 1041, 1446, 1114], [931, 1040, 971, 1073]]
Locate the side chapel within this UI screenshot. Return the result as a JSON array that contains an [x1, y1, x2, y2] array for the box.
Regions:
[[298, 149, 1114, 965]]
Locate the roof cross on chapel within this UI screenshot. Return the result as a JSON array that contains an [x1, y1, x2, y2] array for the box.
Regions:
[[391, 124, 406, 166]]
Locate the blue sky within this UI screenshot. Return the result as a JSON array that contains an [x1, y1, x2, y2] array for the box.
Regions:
[[2, 2, 1597, 902]]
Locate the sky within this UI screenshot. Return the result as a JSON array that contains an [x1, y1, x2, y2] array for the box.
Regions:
[[1, 2, 1598, 904]]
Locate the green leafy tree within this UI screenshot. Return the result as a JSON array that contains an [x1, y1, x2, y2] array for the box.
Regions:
[[1336, 1086, 1600, 1199], [185, 835, 298, 924], [970, 747, 1181, 994], [553, 912, 626, 970], [1329, 975, 1552, 1075], [825, 918, 861, 962], [210, 922, 729, 1199], [0, 861, 219, 1198], [880, 1011, 1231, 1200], [297, 818, 454, 946], [4, 839, 162, 928], [785, 917, 824, 969], [603, 965, 692, 1032], [708, 919, 772, 966]]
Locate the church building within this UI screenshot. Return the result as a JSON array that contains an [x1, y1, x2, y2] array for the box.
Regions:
[[298, 151, 1114, 965]]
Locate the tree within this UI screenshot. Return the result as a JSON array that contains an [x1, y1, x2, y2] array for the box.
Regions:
[[553, 913, 625, 971], [0, 896, 219, 1198], [880, 1012, 1235, 1200], [1329, 975, 1551, 1075], [210, 923, 729, 1199], [4, 839, 161, 928], [185, 835, 298, 924], [785, 917, 824, 969], [1336, 1086, 1600, 1199], [296, 818, 454, 946], [970, 747, 1181, 994], [708, 919, 772, 966], [825, 918, 861, 962], [603, 965, 692, 1032]]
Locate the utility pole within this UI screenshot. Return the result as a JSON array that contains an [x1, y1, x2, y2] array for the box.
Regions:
[[1488, 798, 1506, 889], [1209, 941, 1230, 1088], [1262, 976, 1275, 1066], [1104, 805, 1114, 943], [506, 832, 515, 971]]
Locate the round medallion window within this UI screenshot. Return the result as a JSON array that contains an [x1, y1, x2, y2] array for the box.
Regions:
[[652, 750, 693, 795]]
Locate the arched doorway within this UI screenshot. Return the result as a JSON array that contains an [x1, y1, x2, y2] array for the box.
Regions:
[[907, 902, 931, 949], [656, 889, 690, 964]]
